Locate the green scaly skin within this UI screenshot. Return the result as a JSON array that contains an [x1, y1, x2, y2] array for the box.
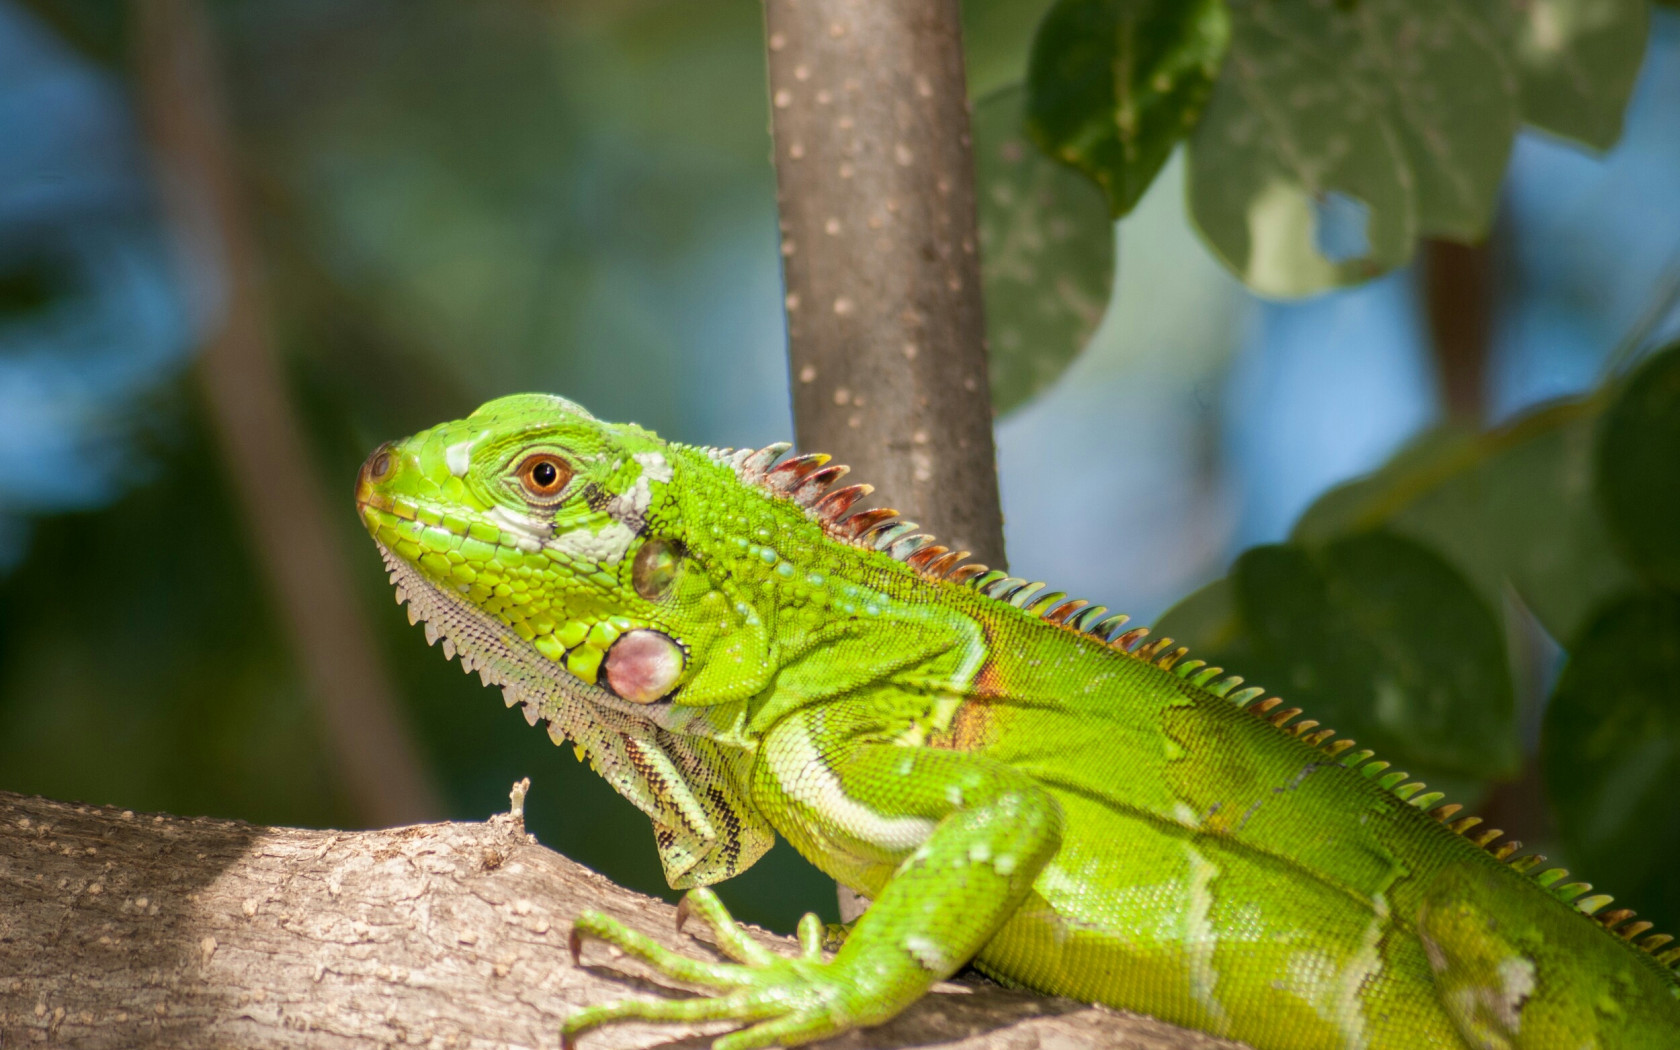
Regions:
[[356, 393, 1680, 1050]]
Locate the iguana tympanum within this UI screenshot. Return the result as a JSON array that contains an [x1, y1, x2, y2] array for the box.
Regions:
[[356, 393, 1680, 1050]]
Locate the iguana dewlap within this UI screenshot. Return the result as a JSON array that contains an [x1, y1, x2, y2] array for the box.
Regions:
[[356, 393, 1680, 1050]]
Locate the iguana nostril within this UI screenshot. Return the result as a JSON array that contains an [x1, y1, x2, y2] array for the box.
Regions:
[[359, 444, 394, 494], [356, 444, 396, 512]]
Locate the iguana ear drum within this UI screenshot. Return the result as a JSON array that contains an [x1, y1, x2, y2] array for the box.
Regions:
[[603, 629, 684, 704], [632, 538, 680, 600]]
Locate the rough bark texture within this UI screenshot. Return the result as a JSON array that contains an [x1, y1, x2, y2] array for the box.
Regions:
[[0, 790, 1248, 1050], [765, 0, 1006, 570], [134, 0, 443, 826]]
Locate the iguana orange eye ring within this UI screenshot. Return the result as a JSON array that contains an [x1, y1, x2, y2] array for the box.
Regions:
[[516, 453, 572, 500]]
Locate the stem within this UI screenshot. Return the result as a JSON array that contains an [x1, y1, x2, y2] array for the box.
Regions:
[[1423, 238, 1492, 423], [764, 0, 1006, 569]]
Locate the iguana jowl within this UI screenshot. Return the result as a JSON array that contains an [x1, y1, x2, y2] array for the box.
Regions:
[[356, 393, 1680, 1049]]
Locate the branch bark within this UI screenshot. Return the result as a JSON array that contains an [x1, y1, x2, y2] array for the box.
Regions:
[[0, 790, 1246, 1050], [765, 0, 1005, 569]]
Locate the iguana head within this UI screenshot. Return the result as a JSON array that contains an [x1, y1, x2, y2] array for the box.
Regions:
[[357, 392, 698, 703], [355, 391, 777, 885]]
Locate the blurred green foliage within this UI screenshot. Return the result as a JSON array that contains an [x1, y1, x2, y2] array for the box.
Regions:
[[1597, 343, 1680, 590], [1022, 0, 1650, 295], [1291, 402, 1635, 645], [973, 86, 1114, 414], [1026, 0, 1229, 218], [1206, 532, 1519, 780], [1543, 593, 1680, 937], [0, 400, 343, 827]]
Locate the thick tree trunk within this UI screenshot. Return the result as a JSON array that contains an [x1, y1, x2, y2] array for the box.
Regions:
[[0, 790, 1246, 1050], [765, 0, 1006, 570]]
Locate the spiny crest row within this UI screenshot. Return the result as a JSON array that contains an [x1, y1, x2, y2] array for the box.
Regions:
[[718, 441, 1680, 971], [711, 442, 1185, 652]]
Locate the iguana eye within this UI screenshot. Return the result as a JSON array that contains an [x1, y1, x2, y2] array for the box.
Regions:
[[516, 453, 573, 500]]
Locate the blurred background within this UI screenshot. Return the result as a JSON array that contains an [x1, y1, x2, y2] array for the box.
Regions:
[[1, 0, 1677, 933]]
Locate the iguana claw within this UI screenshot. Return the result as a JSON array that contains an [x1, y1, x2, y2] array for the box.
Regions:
[[563, 888, 844, 1049]]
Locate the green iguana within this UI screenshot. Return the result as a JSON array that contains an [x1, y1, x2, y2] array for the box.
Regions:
[[355, 393, 1680, 1050]]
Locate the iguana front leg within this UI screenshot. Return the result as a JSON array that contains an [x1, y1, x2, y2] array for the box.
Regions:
[[563, 716, 1064, 1049]]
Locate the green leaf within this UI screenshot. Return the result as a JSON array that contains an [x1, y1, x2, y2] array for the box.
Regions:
[[1542, 592, 1680, 937], [974, 86, 1116, 414], [1290, 425, 1482, 543], [1597, 341, 1680, 593], [1153, 574, 1240, 653], [1495, 0, 1650, 149], [1025, 0, 1231, 218], [1206, 533, 1519, 779], [1186, 0, 1519, 296], [1294, 399, 1638, 644], [962, 0, 1060, 100]]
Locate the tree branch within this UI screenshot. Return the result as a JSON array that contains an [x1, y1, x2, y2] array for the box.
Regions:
[[0, 789, 1247, 1050], [766, 0, 1006, 569]]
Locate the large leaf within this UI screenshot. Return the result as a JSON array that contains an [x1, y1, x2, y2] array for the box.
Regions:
[[1186, 0, 1518, 296], [1294, 400, 1637, 645], [974, 86, 1116, 414], [1496, 0, 1651, 149], [1542, 592, 1680, 937], [1025, 0, 1231, 218], [1596, 341, 1680, 593], [1161, 532, 1519, 780], [1153, 574, 1240, 653]]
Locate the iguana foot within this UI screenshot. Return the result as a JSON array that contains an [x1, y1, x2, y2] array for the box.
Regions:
[[564, 887, 866, 1050]]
